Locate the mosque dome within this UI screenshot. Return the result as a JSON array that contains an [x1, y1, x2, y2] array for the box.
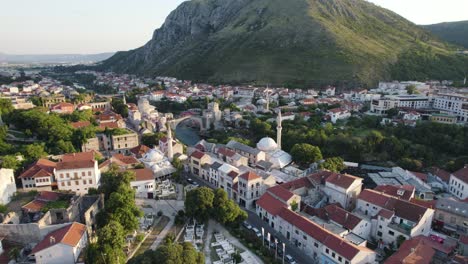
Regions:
[[257, 137, 278, 152], [143, 148, 164, 162]]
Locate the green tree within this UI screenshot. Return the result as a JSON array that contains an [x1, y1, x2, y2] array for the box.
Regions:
[[0, 99, 14, 116], [141, 132, 166, 147], [185, 187, 214, 222], [290, 200, 299, 211], [320, 157, 346, 172], [1, 155, 21, 171], [290, 143, 323, 167], [97, 221, 126, 263], [111, 98, 128, 118], [24, 143, 48, 161], [212, 189, 246, 224], [405, 85, 417, 95]]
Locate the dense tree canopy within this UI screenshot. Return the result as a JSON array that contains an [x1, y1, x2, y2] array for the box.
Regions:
[[290, 143, 323, 167]]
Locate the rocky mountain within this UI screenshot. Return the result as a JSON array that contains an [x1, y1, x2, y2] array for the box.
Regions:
[[423, 21, 468, 49], [100, 0, 468, 87]]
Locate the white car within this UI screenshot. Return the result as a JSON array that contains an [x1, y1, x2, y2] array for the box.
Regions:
[[243, 221, 253, 230], [285, 254, 296, 264], [252, 227, 262, 238]]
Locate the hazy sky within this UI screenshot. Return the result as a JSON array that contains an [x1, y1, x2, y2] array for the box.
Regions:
[[0, 0, 467, 54]]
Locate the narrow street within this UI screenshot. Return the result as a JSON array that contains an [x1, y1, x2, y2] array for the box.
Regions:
[[183, 171, 316, 264]]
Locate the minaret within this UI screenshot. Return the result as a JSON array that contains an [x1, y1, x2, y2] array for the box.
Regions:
[[167, 121, 174, 161], [276, 109, 282, 150], [266, 89, 270, 112]]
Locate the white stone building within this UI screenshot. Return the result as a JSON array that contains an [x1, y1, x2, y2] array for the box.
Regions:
[[55, 152, 101, 195], [0, 168, 17, 205], [449, 166, 468, 200]]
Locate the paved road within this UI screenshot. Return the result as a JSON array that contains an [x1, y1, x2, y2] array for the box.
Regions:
[[183, 172, 316, 264]]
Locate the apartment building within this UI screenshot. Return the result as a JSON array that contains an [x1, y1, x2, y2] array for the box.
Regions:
[[356, 189, 434, 246], [55, 152, 101, 195], [434, 197, 468, 235], [256, 190, 376, 263], [449, 166, 468, 200], [226, 140, 266, 166], [237, 171, 275, 209], [189, 150, 210, 176], [370, 95, 431, 115], [433, 93, 468, 122]]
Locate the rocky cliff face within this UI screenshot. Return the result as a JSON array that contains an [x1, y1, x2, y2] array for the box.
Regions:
[[101, 0, 467, 87]]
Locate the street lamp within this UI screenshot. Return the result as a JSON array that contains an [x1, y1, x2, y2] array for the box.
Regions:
[[267, 232, 271, 250], [275, 238, 278, 260], [261, 227, 264, 246], [282, 243, 285, 264]]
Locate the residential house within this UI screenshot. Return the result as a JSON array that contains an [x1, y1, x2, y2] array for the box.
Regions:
[[0, 168, 16, 204], [318, 171, 363, 210], [130, 168, 155, 199], [434, 197, 468, 235], [18, 159, 56, 191], [189, 151, 210, 176], [110, 154, 140, 169], [55, 152, 101, 195], [449, 166, 468, 200], [328, 108, 352, 123], [226, 140, 265, 166], [129, 144, 151, 159], [356, 189, 434, 247], [237, 171, 275, 209], [50, 102, 74, 114], [218, 164, 239, 200], [29, 222, 88, 264], [256, 191, 376, 263]]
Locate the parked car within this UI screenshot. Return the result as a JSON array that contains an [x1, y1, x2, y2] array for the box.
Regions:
[[242, 221, 253, 230], [187, 178, 194, 184], [285, 254, 296, 264], [252, 227, 262, 238]]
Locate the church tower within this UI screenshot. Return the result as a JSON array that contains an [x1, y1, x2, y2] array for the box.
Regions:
[[276, 109, 282, 150], [167, 121, 174, 161]]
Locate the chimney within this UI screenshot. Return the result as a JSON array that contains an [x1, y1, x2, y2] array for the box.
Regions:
[[50, 236, 56, 244]]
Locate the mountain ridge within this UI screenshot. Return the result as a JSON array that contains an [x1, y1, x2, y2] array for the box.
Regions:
[[100, 0, 468, 87], [423, 21, 468, 49]]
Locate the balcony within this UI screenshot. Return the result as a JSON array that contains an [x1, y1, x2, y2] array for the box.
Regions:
[[388, 222, 414, 235]]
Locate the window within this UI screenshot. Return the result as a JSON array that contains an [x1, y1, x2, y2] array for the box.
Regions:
[[295, 230, 299, 235], [326, 248, 329, 254], [88, 171, 92, 176], [379, 225, 382, 229], [67, 181, 71, 186], [377, 231, 382, 237], [89, 180, 93, 184], [60, 174, 64, 179], [82, 172, 86, 176], [75, 180, 79, 185], [314, 242, 318, 248], [61, 182, 65, 187], [388, 230, 394, 236], [66, 173, 69, 177], [339, 257, 342, 262], [332, 253, 336, 258], [303, 235, 307, 240], [74, 172, 78, 178], [83, 180, 87, 185], [345, 261, 349, 264]]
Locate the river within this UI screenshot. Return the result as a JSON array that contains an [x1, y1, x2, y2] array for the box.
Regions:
[[175, 123, 201, 146]]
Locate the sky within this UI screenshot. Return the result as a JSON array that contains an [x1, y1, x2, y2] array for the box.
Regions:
[[0, 0, 467, 55]]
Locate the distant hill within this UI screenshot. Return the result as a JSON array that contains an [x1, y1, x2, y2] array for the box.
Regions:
[[101, 0, 468, 88], [423, 21, 468, 49], [0, 52, 115, 64]]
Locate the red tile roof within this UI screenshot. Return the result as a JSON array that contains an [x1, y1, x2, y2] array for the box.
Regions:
[[112, 154, 140, 165], [218, 147, 236, 158], [268, 185, 294, 202], [280, 177, 313, 190], [19, 159, 56, 179], [374, 185, 415, 201], [409, 198, 436, 209], [325, 172, 362, 189], [410, 171, 428, 182], [57, 152, 95, 170], [359, 189, 429, 223], [385, 235, 454, 264], [239, 171, 261, 181], [429, 167, 451, 183], [256, 192, 287, 216], [36, 191, 61, 202], [377, 209, 394, 219], [453, 166, 468, 184], [99, 121, 119, 129], [129, 144, 150, 158], [70, 121, 91, 129], [130, 168, 154, 181], [191, 150, 205, 160], [22, 200, 47, 212], [31, 222, 87, 254]]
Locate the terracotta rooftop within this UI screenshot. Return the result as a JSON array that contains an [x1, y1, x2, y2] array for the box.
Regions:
[[227, 171, 239, 179], [57, 152, 95, 170], [19, 159, 56, 179], [22, 200, 47, 213], [129, 144, 150, 158], [325, 172, 362, 189], [256, 192, 287, 216], [191, 150, 205, 160], [307, 204, 363, 230], [239, 171, 261, 181], [374, 185, 415, 201], [70, 121, 91, 129], [112, 154, 140, 165], [453, 166, 468, 184], [429, 167, 451, 183], [410, 171, 428, 182], [267, 185, 294, 202], [31, 222, 87, 255], [130, 168, 154, 182], [99, 122, 119, 129]]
